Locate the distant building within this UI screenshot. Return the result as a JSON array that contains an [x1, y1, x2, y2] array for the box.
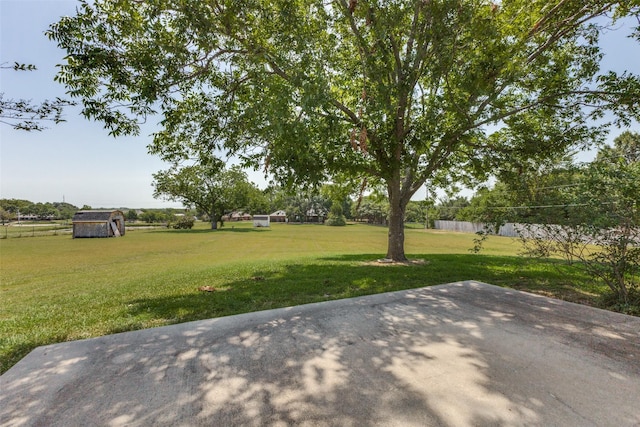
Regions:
[[270, 210, 287, 223], [72, 210, 125, 238], [305, 208, 326, 224], [222, 211, 252, 222]]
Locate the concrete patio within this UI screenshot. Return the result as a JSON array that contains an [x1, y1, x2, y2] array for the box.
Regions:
[[2, 281, 639, 426]]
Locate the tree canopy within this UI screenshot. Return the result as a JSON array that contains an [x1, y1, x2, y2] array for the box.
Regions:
[[153, 163, 257, 229], [48, 0, 640, 260], [596, 130, 640, 163], [0, 63, 74, 131]]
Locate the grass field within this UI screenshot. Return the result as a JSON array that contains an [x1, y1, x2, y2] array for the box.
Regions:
[[0, 221, 603, 374]]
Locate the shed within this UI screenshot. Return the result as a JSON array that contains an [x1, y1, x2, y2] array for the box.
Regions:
[[253, 215, 270, 227], [72, 210, 125, 238]]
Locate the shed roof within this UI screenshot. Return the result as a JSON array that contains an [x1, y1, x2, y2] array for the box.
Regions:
[[72, 210, 123, 222]]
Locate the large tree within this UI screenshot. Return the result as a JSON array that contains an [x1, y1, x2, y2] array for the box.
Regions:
[[48, 0, 640, 260], [153, 163, 255, 229]]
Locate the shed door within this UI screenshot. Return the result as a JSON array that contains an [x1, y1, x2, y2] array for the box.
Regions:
[[110, 221, 121, 237]]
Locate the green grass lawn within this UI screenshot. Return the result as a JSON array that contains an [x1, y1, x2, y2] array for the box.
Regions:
[[0, 222, 603, 374]]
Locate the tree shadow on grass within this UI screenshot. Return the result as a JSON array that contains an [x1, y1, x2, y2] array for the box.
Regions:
[[6, 262, 636, 425], [0, 254, 595, 376], [118, 253, 595, 332]]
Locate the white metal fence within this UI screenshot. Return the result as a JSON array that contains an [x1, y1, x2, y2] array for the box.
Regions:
[[433, 220, 541, 238], [433, 220, 640, 245]]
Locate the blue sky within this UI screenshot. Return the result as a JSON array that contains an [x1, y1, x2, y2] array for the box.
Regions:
[[1, 0, 639, 209], [1, 1, 191, 208]]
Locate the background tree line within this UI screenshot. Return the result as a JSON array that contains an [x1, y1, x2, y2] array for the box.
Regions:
[[445, 131, 640, 230], [0, 199, 78, 223]]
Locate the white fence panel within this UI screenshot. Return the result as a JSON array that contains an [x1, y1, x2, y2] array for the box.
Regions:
[[434, 220, 529, 238], [433, 220, 487, 234], [433, 221, 639, 246]]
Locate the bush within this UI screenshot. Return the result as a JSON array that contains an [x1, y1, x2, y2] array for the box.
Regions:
[[600, 287, 640, 317], [172, 215, 195, 229], [518, 223, 639, 309], [326, 214, 346, 226], [326, 202, 347, 226]]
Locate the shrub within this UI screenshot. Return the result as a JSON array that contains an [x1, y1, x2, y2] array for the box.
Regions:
[[172, 215, 195, 229], [326, 202, 346, 226]]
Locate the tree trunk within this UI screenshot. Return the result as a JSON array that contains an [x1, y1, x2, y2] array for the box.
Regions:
[[210, 212, 218, 229], [386, 179, 409, 262]]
